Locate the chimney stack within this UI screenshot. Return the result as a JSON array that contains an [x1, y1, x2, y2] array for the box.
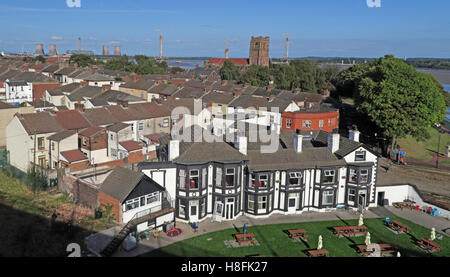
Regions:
[[102, 84, 111, 92], [49, 44, 57, 56], [235, 135, 248, 156], [80, 80, 88, 87], [328, 131, 340, 154], [268, 95, 276, 102], [114, 46, 121, 56], [169, 140, 180, 161], [74, 103, 85, 112], [349, 128, 360, 142], [102, 45, 109, 56], [293, 129, 303, 153], [36, 44, 44, 55]]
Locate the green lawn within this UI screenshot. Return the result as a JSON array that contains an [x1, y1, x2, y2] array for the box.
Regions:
[[144, 217, 449, 257], [397, 126, 450, 162]]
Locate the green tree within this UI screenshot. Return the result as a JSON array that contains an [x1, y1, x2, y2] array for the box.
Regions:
[[239, 65, 270, 87], [270, 64, 300, 90], [69, 54, 95, 67], [355, 55, 446, 153], [33, 55, 46, 64], [219, 60, 240, 80], [333, 63, 370, 98]]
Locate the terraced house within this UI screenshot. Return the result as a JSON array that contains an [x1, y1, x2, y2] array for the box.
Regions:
[[138, 124, 379, 224]]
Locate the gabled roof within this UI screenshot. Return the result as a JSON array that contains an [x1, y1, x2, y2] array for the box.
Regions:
[[17, 112, 63, 135], [78, 126, 105, 137], [229, 95, 268, 109], [81, 107, 119, 126], [135, 102, 171, 118], [120, 78, 155, 90], [42, 64, 59, 73], [104, 105, 135, 122], [10, 72, 57, 83], [54, 110, 91, 130], [54, 66, 77, 76], [67, 86, 103, 101], [173, 86, 206, 99], [94, 89, 145, 103], [60, 149, 88, 163], [47, 130, 76, 142], [100, 166, 165, 202], [106, 122, 131, 133]]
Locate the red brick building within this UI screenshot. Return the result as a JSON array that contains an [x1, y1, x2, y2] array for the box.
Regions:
[[282, 107, 339, 133]]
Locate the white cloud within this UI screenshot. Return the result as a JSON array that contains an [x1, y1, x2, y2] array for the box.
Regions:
[[50, 36, 63, 41]]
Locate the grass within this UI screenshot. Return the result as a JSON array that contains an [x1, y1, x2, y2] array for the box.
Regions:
[[397, 126, 450, 161], [0, 171, 115, 256], [144, 217, 449, 257]]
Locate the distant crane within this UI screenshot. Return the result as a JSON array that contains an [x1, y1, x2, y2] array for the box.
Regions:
[[282, 33, 290, 61], [156, 29, 163, 59], [224, 40, 231, 59]]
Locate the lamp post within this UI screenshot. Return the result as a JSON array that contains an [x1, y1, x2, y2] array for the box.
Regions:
[[436, 130, 442, 169]]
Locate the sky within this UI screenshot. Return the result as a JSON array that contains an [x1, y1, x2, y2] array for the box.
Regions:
[[1, 0, 450, 58]]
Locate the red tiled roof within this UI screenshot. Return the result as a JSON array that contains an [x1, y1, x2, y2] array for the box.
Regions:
[[119, 140, 142, 152], [60, 149, 88, 163], [54, 110, 91, 130], [208, 58, 249, 65]]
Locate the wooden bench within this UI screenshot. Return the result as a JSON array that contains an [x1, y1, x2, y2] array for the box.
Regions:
[[387, 220, 409, 233], [235, 233, 256, 245], [307, 249, 329, 257], [417, 238, 441, 253], [357, 244, 395, 256], [333, 226, 368, 238], [287, 229, 308, 240]]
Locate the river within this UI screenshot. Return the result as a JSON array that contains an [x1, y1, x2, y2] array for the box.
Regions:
[[166, 59, 207, 70]]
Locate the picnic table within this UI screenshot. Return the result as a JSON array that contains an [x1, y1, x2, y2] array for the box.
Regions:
[[287, 229, 308, 240], [387, 220, 409, 233], [357, 243, 395, 256], [332, 226, 368, 238], [235, 233, 256, 245], [307, 249, 329, 257], [393, 201, 416, 210], [417, 238, 441, 253]]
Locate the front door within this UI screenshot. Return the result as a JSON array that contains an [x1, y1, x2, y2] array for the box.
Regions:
[[358, 193, 366, 212], [288, 197, 297, 213], [377, 192, 385, 206], [190, 203, 198, 222], [225, 198, 234, 220]]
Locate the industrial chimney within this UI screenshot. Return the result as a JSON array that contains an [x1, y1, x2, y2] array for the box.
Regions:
[[49, 44, 57, 56], [114, 46, 121, 56], [78, 37, 82, 51], [102, 45, 109, 56], [36, 44, 44, 55]]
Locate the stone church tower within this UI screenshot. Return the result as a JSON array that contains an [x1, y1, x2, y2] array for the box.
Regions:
[[249, 36, 270, 67]]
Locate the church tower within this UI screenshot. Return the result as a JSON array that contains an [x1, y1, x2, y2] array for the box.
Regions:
[[249, 36, 270, 67]]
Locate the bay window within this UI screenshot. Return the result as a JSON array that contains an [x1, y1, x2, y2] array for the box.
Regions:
[[349, 168, 357, 183], [248, 195, 255, 211], [258, 196, 267, 210], [258, 174, 269, 188], [348, 189, 356, 202], [178, 169, 186, 189]]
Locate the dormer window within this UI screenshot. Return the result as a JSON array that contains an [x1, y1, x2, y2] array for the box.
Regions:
[[323, 170, 335, 184], [355, 151, 366, 161]]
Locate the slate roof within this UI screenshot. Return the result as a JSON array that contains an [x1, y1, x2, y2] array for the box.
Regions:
[[81, 107, 119, 126], [54, 66, 77, 76], [120, 78, 155, 90], [78, 126, 105, 137], [47, 130, 76, 142], [17, 112, 63, 135], [174, 141, 247, 164], [54, 110, 91, 130], [107, 122, 131, 133], [67, 86, 103, 101], [10, 72, 57, 83], [201, 91, 236, 105], [173, 86, 206, 99], [42, 64, 59, 73], [100, 166, 164, 202], [229, 95, 268, 109]]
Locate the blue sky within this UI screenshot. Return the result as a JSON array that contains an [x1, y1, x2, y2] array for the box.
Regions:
[[1, 0, 450, 58]]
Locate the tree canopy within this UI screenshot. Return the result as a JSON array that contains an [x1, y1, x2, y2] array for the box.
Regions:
[[69, 54, 96, 67], [239, 65, 271, 87], [103, 55, 168, 74], [354, 55, 446, 143], [219, 60, 240, 81]]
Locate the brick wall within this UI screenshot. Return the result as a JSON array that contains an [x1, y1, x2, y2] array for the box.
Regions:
[[79, 131, 107, 151], [98, 192, 121, 222]]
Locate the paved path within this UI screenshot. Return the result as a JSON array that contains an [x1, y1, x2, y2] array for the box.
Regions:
[[383, 206, 450, 236], [113, 209, 380, 257]]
